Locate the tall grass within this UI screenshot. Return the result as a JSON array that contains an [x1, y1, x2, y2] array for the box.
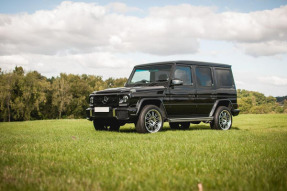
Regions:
[[0, 114, 287, 190]]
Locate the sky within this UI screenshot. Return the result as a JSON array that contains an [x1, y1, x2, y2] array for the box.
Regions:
[[0, 0, 287, 96]]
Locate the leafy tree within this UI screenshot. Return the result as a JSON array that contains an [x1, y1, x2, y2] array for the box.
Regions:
[[9, 67, 25, 121], [238, 97, 253, 113], [1, 69, 286, 122], [114, 77, 127, 87], [0, 73, 14, 121], [20, 71, 50, 120], [86, 75, 105, 91], [52, 74, 72, 119], [66, 74, 92, 118], [237, 89, 283, 114], [284, 100, 287, 113]]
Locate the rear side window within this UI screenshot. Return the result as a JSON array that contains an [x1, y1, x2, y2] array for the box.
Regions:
[[195, 67, 212, 87], [215, 69, 234, 87]]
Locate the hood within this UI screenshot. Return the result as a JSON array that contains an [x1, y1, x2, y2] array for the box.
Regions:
[[93, 86, 166, 94]]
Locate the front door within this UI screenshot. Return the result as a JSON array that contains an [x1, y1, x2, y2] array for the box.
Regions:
[[165, 65, 196, 117]]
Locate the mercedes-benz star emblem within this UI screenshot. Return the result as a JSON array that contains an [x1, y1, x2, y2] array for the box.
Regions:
[[102, 96, 109, 104]]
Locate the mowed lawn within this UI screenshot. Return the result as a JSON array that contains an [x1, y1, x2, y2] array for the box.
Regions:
[[0, 114, 287, 191]]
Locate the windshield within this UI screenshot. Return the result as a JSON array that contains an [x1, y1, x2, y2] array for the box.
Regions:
[[127, 65, 172, 86]]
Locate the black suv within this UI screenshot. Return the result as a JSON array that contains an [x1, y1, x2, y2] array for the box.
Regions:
[[86, 61, 240, 133]]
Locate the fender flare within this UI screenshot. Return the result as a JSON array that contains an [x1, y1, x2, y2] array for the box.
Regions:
[[209, 99, 233, 117], [136, 98, 168, 119]]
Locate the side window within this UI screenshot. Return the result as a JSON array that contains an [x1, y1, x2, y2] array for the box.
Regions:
[[195, 67, 213, 87], [174, 66, 192, 85], [215, 69, 234, 87]]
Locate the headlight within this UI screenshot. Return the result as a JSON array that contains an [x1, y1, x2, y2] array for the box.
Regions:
[[119, 95, 129, 104], [90, 96, 94, 104]]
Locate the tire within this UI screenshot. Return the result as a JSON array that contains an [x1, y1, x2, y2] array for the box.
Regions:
[[169, 122, 190, 130], [210, 106, 232, 130], [136, 105, 164, 133], [93, 119, 120, 131]]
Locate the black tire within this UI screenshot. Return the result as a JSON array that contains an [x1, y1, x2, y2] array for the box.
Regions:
[[169, 122, 190, 130], [93, 119, 120, 131], [210, 121, 215, 129], [136, 105, 164, 133], [210, 106, 232, 130]]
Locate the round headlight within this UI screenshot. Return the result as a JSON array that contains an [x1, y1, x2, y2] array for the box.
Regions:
[[119, 95, 129, 104], [90, 96, 94, 104], [123, 95, 129, 102]]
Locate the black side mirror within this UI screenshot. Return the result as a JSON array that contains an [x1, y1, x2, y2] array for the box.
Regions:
[[171, 79, 183, 86]]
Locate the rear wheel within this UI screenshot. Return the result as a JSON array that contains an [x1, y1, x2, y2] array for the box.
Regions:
[[136, 105, 164, 133], [93, 119, 120, 131], [169, 122, 190, 130], [210, 106, 232, 130]]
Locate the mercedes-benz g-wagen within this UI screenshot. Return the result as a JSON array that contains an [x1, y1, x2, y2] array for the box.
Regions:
[[86, 60, 240, 133]]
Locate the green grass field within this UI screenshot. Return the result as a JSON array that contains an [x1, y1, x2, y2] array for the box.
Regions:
[[0, 114, 287, 191]]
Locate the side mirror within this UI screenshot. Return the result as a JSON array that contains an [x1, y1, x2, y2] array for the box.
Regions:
[[171, 79, 183, 86]]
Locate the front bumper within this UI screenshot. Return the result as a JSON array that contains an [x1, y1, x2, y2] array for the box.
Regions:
[[86, 107, 137, 121]]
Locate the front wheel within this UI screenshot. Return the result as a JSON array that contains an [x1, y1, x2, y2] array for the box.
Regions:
[[210, 106, 232, 130], [136, 105, 164, 133]]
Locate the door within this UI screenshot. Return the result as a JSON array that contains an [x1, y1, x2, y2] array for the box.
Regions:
[[165, 65, 196, 117], [195, 66, 216, 116]]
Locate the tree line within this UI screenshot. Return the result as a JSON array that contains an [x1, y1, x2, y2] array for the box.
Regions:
[[0, 67, 286, 122], [0, 67, 126, 122], [237, 89, 287, 114]]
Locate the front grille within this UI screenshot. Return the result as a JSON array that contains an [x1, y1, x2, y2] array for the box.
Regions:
[[93, 95, 119, 107]]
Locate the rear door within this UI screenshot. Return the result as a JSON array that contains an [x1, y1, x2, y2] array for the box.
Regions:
[[195, 66, 216, 116], [214, 67, 237, 103], [165, 64, 196, 117]]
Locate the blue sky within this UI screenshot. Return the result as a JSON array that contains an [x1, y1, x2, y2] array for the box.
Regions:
[[1, 0, 287, 13], [0, 0, 287, 96]]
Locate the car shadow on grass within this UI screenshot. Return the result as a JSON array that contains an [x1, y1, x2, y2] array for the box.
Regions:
[[118, 125, 240, 133], [163, 125, 240, 132]]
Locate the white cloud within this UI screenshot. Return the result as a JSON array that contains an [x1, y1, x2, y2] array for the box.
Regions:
[[106, 2, 142, 13], [0, 52, 136, 78], [0, 1, 286, 57], [232, 71, 287, 96], [0, 1, 287, 90], [258, 76, 287, 86], [237, 41, 287, 57], [235, 80, 245, 86]]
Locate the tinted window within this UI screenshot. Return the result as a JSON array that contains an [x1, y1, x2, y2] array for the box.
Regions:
[[129, 65, 171, 84], [174, 66, 192, 85], [195, 67, 212, 86], [215, 69, 234, 87]]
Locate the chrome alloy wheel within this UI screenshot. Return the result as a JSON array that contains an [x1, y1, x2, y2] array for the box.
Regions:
[[219, 110, 232, 130], [144, 109, 162, 133]]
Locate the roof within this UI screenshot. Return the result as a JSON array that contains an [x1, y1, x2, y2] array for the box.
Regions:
[[135, 60, 231, 68]]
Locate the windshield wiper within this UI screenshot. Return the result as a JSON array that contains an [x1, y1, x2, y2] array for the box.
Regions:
[[135, 79, 150, 84], [147, 80, 168, 86], [128, 83, 145, 87]]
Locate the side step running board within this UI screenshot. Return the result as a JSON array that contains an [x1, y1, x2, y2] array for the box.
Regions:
[[168, 117, 214, 123]]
